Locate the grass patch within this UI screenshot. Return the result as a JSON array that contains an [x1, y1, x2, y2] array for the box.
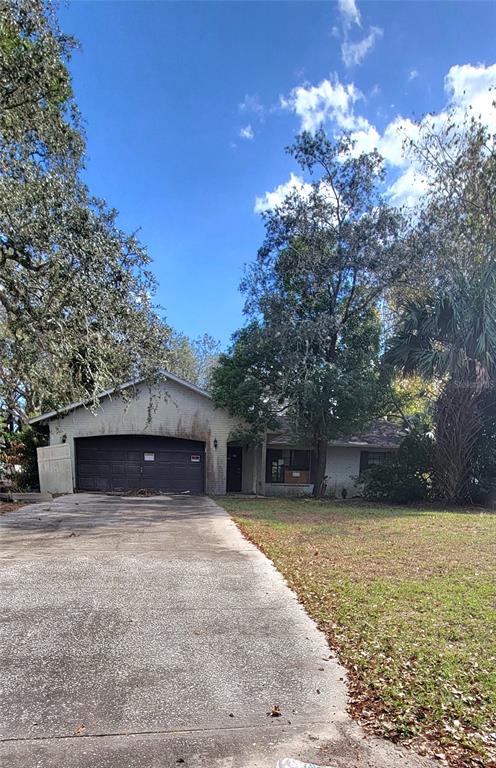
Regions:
[[217, 497, 496, 767]]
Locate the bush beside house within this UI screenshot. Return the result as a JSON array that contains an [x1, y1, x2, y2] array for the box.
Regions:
[[0, 427, 47, 491], [360, 425, 434, 503]]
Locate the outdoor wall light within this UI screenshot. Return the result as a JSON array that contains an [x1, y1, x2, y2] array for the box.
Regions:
[[214, 438, 218, 449]]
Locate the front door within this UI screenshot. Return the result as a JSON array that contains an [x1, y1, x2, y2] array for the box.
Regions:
[[226, 446, 243, 493]]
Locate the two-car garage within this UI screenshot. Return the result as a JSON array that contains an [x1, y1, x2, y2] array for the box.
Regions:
[[75, 435, 205, 494], [30, 373, 250, 496]]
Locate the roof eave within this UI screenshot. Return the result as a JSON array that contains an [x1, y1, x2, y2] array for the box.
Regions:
[[28, 371, 212, 425]]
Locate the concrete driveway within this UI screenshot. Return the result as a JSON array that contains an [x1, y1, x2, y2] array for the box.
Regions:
[[0, 494, 434, 768]]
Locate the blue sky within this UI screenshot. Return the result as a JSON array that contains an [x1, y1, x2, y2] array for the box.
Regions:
[[60, 1, 496, 348]]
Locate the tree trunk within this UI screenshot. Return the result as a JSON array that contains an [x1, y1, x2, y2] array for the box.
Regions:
[[312, 438, 328, 498], [434, 384, 482, 503]]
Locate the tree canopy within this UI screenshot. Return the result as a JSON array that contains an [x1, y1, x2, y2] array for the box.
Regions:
[[213, 130, 411, 496], [167, 332, 220, 392], [0, 0, 171, 424], [214, 108, 496, 503], [388, 107, 496, 501]]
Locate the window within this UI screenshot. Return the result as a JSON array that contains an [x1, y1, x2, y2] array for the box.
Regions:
[[267, 451, 285, 483], [143, 452, 155, 462], [359, 451, 391, 473], [291, 450, 311, 471], [266, 449, 312, 483], [368, 452, 388, 466]]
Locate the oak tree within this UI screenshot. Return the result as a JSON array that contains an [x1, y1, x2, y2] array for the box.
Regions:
[[0, 0, 170, 424], [213, 130, 409, 496]]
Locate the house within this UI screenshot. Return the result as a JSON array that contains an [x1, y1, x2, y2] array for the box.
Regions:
[[30, 373, 404, 497]]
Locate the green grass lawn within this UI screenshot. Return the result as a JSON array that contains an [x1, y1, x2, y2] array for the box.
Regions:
[[217, 497, 496, 767]]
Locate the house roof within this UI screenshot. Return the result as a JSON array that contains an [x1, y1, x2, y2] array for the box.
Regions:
[[332, 420, 407, 448], [28, 371, 212, 425], [29, 374, 406, 451], [267, 418, 406, 449]]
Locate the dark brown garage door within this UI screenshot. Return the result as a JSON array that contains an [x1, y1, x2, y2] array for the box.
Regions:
[[75, 436, 205, 493]]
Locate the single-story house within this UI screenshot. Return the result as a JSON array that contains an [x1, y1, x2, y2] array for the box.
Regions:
[[30, 373, 404, 497]]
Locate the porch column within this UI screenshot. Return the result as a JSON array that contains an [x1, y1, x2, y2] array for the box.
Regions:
[[256, 436, 267, 495]]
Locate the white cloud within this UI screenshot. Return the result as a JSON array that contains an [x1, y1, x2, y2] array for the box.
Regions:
[[444, 63, 496, 130], [281, 76, 368, 133], [388, 166, 428, 208], [338, 0, 361, 30], [409, 69, 419, 81], [254, 173, 312, 213], [347, 125, 380, 155], [281, 65, 496, 154], [260, 62, 496, 212], [341, 26, 383, 68], [377, 116, 420, 166], [378, 64, 496, 203], [239, 125, 254, 140], [239, 94, 265, 121], [335, 0, 381, 69], [344, 116, 419, 170]]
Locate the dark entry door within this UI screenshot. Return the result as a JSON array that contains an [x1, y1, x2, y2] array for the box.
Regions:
[[226, 446, 242, 493], [75, 435, 205, 493]]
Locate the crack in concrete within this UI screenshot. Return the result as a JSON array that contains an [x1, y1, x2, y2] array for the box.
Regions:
[[0, 719, 330, 744]]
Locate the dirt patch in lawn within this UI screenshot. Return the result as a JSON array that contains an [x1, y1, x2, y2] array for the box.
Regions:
[[217, 497, 496, 768]]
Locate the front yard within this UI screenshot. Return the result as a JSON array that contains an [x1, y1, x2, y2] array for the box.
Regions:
[[217, 497, 496, 767]]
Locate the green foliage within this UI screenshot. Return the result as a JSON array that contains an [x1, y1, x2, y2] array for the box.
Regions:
[[214, 130, 411, 493], [211, 322, 279, 442], [387, 262, 496, 386], [387, 374, 436, 422], [168, 332, 220, 391], [387, 107, 496, 502], [361, 421, 434, 503], [0, 1, 171, 423], [0, 425, 47, 490], [283, 305, 385, 443]]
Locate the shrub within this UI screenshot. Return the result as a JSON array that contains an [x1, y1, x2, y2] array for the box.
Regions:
[[0, 426, 47, 491], [361, 427, 434, 503]]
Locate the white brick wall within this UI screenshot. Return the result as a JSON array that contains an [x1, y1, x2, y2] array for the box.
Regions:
[[47, 378, 243, 495]]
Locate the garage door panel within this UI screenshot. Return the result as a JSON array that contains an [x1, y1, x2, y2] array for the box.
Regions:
[[155, 452, 196, 464], [110, 462, 129, 473], [126, 451, 143, 461], [78, 475, 110, 492], [111, 471, 141, 484], [78, 461, 110, 475], [76, 436, 204, 493], [93, 477, 111, 492], [77, 449, 97, 461], [98, 450, 127, 461]]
